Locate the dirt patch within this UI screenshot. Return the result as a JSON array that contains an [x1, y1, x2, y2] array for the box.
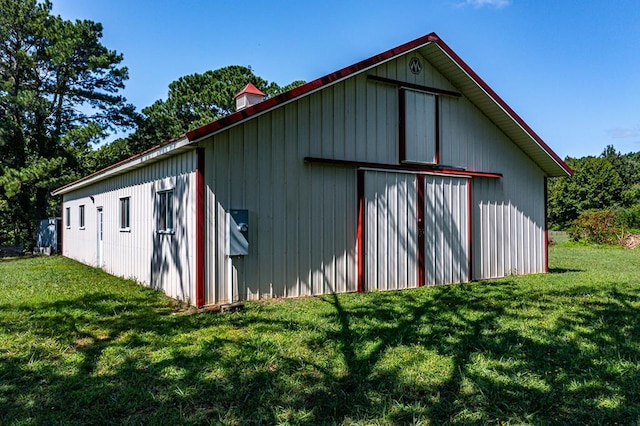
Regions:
[[621, 234, 640, 249]]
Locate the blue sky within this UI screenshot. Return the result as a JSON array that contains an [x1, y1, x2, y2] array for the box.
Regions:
[[51, 0, 640, 159]]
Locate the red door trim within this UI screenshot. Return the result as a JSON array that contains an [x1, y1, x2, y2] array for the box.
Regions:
[[417, 174, 426, 287], [544, 177, 549, 273], [357, 170, 365, 292], [468, 181, 473, 281]]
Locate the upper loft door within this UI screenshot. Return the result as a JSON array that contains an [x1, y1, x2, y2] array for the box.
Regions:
[[401, 89, 438, 165]]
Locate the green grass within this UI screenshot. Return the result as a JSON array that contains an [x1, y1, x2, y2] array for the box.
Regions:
[[2, 244, 640, 425]]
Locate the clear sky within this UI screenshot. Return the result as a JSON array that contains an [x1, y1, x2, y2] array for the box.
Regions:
[[51, 0, 640, 160]]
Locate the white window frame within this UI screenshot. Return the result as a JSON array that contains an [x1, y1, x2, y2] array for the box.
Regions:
[[65, 207, 71, 229], [119, 197, 130, 231], [79, 205, 85, 229], [157, 189, 174, 234]]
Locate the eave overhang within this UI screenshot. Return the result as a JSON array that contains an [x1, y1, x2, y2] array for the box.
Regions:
[[52, 136, 193, 196]]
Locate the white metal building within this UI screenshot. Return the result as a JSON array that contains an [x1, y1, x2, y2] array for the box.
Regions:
[[53, 33, 572, 307]]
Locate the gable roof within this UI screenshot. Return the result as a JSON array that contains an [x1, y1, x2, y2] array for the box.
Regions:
[[53, 32, 571, 196]]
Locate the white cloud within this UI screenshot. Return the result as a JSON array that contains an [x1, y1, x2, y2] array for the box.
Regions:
[[458, 0, 512, 8], [606, 128, 640, 139]]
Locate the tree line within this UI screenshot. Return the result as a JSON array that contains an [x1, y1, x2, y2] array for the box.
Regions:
[[0, 0, 303, 247], [548, 145, 640, 239], [1, 0, 634, 248]]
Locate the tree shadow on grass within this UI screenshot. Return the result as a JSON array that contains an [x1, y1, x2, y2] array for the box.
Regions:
[[3, 277, 640, 424], [548, 266, 583, 274]]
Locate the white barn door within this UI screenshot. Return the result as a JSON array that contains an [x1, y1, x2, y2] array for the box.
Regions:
[[423, 176, 470, 285], [363, 171, 470, 291], [364, 171, 418, 291]]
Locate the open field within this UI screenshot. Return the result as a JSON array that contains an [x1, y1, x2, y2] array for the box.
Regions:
[[2, 243, 640, 425]]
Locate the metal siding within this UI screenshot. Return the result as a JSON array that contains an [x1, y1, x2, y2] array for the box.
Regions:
[[203, 97, 358, 303], [423, 176, 469, 285], [61, 151, 198, 304], [364, 171, 469, 290], [438, 89, 547, 280], [198, 48, 547, 303], [364, 171, 418, 291]]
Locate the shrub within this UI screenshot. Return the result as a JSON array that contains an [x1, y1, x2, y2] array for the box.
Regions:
[[569, 209, 623, 245], [615, 203, 640, 230]]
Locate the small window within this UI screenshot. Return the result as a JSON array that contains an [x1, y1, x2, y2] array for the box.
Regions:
[[120, 197, 130, 230], [79, 205, 85, 229], [65, 207, 71, 229], [157, 190, 174, 233]]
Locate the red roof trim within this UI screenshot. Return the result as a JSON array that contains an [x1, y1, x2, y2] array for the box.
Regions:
[[186, 33, 440, 141], [186, 32, 572, 177], [54, 31, 571, 195], [234, 82, 265, 98], [430, 36, 573, 176]]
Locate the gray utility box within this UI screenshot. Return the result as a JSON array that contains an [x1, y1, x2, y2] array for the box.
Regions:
[[227, 209, 249, 256]]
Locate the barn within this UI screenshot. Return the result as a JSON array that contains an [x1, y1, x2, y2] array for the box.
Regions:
[[52, 32, 572, 307]]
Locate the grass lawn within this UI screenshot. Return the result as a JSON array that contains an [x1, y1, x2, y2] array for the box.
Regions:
[[2, 243, 640, 425]]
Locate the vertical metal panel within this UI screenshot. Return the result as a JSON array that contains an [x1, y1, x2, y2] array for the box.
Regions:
[[61, 150, 198, 304], [203, 100, 357, 303], [364, 171, 418, 291], [423, 175, 469, 285], [363, 171, 469, 291], [439, 91, 547, 280]]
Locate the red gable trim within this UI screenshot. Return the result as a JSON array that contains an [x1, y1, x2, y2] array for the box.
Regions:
[[186, 32, 572, 177], [186, 33, 440, 141], [431, 36, 573, 177], [54, 32, 571, 196]]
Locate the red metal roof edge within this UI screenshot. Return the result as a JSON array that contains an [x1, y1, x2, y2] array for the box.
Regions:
[[429, 36, 573, 177], [186, 31, 572, 177], [54, 31, 571, 196], [51, 134, 187, 195], [186, 33, 440, 141], [234, 82, 266, 98]]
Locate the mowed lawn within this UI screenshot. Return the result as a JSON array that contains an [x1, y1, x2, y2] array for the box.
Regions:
[[2, 242, 640, 425]]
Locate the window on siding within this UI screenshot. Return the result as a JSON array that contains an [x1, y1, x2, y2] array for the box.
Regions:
[[157, 190, 174, 233], [79, 205, 85, 229], [120, 197, 130, 230], [401, 89, 438, 164], [65, 207, 71, 229]]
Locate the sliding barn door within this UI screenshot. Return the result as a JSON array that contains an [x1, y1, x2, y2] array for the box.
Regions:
[[423, 175, 470, 286], [364, 171, 470, 291], [364, 171, 418, 291]]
